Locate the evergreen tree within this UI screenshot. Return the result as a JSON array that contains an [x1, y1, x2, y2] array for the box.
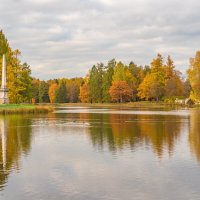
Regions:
[[19, 63, 32, 102], [88, 63, 103, 103], [55, 81, 67, 103], [102, 59, 115, 102], [39, 81, 50, 103]]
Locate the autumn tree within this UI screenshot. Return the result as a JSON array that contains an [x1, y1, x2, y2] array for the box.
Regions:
[[48, 83, 59, 103], [128, 62, 145, 86], [0, 30, 33, 103], [165, 76, 184, 98], [138, 74, 153, 100], [125, 67, 137, 100], [65, 78, 83, 103], [109, 81, 132, 102], [163, 56, 184, 98], [164, 56, 175, 80], [138, 54, 165, 100], [183, 79, 191, 98], [80, 83, 90, 103], [187, 51, 200, 102], [112, 61, 126, 81], [32, 78, 40, 103]]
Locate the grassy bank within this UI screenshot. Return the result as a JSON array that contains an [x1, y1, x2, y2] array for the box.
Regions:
[[0, 104, 54, 114], [0, 101, 189, 115], [57, 101, 189, 109]]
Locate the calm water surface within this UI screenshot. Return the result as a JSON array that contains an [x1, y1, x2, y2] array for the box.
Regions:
[[0, 107, 200, 200]]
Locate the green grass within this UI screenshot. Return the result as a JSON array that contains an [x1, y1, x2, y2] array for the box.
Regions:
[[0, 104, 54, 114], [0, 104, 35, 109]]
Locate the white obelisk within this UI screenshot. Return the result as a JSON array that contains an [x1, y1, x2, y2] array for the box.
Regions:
[[0, 54, 9, 104]]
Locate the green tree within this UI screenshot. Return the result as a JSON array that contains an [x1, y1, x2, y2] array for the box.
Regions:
[[19, 63, 32, 102], [0, 30, 9, 56], [0, 30, 33, 103], [88, 63, 103, 103], [112, 61, 126, 81], [102, 59, 115, 102], [39, 81, 50, 103], [55, 81, 67, 103]]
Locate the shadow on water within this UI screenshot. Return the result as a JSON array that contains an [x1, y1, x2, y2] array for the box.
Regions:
[[0, 115, 32, 190]]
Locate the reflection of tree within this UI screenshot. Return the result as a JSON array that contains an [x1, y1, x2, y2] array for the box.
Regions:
[[189, 109, 200, 162], [0, 116, 32, 190], [83, 113, 116, 152], [138, 115, 182, 158], [109, 114, 143, 151], [86, 112, 183, 158]]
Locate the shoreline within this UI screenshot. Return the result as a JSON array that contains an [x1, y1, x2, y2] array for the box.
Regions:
[[0, 101, 196, 115], [0, 104, 54, 114], [54, 101, 192, 109]]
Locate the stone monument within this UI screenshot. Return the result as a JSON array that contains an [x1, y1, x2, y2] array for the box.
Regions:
[[0, 54, 9, 104]]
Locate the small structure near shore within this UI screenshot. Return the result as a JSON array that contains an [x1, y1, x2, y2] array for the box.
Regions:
[[0, 54, 9, 104], [175, 98, 194, 106], [185, 98, 194, 106]]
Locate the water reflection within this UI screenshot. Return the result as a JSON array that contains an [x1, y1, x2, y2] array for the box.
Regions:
[[0, 116, 32, 190], [78, 112, 187, 159], [189, 109, 200, 162], [1, 109, 200, 200]]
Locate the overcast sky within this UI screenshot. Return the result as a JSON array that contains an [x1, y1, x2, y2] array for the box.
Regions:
[[0, 0, 200, 80]]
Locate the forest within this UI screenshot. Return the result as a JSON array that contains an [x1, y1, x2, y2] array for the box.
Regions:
[[0, 30, 200, 104]]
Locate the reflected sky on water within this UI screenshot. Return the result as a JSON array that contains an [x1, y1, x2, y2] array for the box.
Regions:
[[0, 107, 200, 200]]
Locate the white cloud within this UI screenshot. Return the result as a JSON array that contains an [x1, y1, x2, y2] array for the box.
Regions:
[[0, 0, 200, 79]]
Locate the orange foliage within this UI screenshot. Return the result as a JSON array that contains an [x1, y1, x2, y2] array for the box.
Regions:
[[109, 81, 132, 102], [48, 83, 58, 103], [80, 83, 90, 103]]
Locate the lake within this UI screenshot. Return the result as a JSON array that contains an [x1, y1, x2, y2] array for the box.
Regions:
[[0, 107, 200, 200]]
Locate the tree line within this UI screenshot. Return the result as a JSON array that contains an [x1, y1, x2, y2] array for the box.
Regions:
[[0, 30, 32, 103], [32, 78, 83, 103], [80, 55, 191, 103], [1, 30, 200, 104]]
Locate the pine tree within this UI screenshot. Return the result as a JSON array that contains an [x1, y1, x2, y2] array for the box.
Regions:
[[39, 81, 50, 103], [102, 59, 115, 102], [88, 63, 103, 103], [55, 81, 67, 103]]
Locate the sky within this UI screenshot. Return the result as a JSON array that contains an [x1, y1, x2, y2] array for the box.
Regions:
[[0, 0, 200, 80]]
